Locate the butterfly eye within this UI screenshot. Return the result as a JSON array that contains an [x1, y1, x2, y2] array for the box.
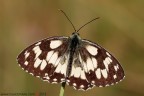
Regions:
[[72, 32, 79, 36], [72, 32, 75, 35]]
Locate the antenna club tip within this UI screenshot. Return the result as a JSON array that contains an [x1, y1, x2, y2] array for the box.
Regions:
[[58, 9, 64, 12], [95, 17, 100, 19]]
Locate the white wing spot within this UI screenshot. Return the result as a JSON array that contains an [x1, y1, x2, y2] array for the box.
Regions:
[[46, 51, 54, 61], [80, 85, 84, 88], [24, 51, 28, 55], [24, 61, 28, 66], [113, 74, 117, 79], [101, 69, 108, 79], [99, 85, 103, 87], [74, 67, 81, 78], [54, 58, 61, 67], [21, 67, 24, 70], [61, 78, 65, 81], [60, 62, 67, 76], [86, 57, 94, 71], [80, 70, 86, 80], [25, 52, 30, 59], [95, 68, 101, 79], [36, 76, 40, 78], [44, 73, 50, 79], [34, 58, 42, 68], [92, 57, 97, 69], [48, 52, 58, 65], [108, 57, 112, 62], [70, 65, 75, 76], [30, 73, 34, 76], [50, 40, 62, 49], [35, 42, 41, 46], [55, 54, 68, 76], [53, 78, 57, 81], [83, 62, 88, 73], [67, 79, 70, 83], [40, 60, 47, 70], [52, 81, 58, 84], [73, 83, 76, 86], [105, 84, 110, 87], [106, 52, 111, 57], [79, 53, 83, 64], [114, 66, 118, 71], [33, 46, 42, 59], [116, 64, 119, 69], [103, 57, 112, 71], [114, 64, 119, 71], [86, 45, 98, 56], [55, 63, 62, 73], [92, 80, 95, 84]]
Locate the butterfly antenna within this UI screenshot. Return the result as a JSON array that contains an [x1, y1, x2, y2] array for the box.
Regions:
[[77, 17, 100, 32], [59, 9, 76, 32]]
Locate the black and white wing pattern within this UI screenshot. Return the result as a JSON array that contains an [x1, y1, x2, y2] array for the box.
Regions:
[[67, 39, 125, 91], [17, 34, 125, 91], [17, 36, 70, 83]]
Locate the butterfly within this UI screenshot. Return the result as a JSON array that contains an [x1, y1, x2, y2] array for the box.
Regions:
[[17, 10, 125, 91]]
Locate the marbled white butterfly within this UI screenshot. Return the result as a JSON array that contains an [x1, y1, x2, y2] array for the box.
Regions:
[[17, 10, 125, 91]]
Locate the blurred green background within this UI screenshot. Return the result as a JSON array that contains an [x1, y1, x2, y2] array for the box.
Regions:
[[0, 0, 144, 96]]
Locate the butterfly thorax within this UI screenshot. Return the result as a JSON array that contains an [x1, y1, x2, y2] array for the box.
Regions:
[[69, 32, 81, 48]]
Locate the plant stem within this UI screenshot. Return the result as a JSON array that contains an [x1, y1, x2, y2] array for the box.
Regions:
[[59, 82, 66, 96]]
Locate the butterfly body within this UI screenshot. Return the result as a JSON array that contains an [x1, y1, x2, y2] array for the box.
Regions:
[[66, 32, 81, 78]]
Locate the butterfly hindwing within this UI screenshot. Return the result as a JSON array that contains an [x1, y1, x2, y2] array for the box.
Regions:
[[17, 36, 69, 83]]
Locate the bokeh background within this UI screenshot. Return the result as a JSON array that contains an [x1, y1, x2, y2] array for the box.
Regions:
[[0, 0, 144, 96]]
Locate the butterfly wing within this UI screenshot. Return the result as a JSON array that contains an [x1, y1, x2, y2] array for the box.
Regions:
[[17, 36, 69, 83], [67, 39, 125, 90]]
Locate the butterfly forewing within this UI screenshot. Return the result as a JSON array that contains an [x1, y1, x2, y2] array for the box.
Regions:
[[17, 36, 69, 83], [67, 39, 125, 90]]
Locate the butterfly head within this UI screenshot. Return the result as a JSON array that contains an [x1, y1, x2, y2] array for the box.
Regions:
[[70, 32, 81, 40]]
